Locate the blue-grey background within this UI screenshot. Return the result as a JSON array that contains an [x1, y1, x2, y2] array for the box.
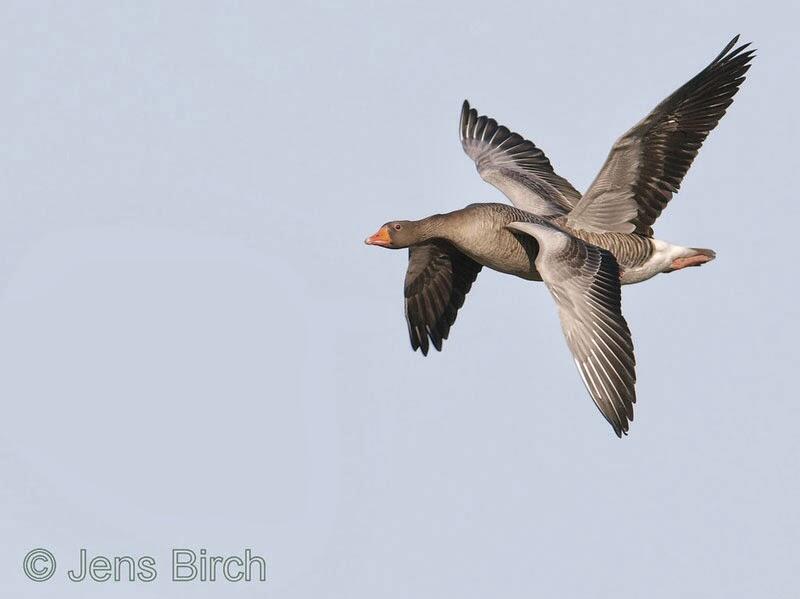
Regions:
[[0, 2, 796, 597]]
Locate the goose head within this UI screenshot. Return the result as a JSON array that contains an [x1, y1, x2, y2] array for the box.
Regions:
[[364, 221, 418, 249]]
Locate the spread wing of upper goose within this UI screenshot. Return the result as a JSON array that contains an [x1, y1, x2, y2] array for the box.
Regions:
[[566, 35, 754, 234], [459, 102, 582, 216], [366, 36, 754, 436]]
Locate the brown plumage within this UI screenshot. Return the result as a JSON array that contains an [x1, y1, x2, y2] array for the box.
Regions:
[[366, 37, 754, 436], [404, 241, 482, 355]]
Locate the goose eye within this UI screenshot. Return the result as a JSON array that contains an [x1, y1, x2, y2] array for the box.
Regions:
[[393, 224, 402, 230]]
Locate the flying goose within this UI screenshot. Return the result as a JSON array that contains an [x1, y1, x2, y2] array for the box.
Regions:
[[365, 36, 754, 436]]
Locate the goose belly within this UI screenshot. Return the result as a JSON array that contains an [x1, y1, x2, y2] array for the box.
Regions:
[[454, 228, 543, 281], [479, 246, 543, 281]]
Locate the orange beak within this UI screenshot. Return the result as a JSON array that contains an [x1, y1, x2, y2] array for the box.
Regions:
[[365, 225, 392, 247]]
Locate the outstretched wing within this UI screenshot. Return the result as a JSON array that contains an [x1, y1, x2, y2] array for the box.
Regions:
[[567, 36, 755, 235], [404, 241, 482, 355], [460, 100, 582, 217], [507, 221, 636, 436]]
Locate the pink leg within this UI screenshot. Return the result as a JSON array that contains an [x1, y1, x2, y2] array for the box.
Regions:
[[670, 254, 713, 270]]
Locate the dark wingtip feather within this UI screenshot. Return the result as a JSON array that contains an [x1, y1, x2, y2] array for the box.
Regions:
[[712, 35, 740, 63], [459, 100, 472, 140], [713, 35, 756, 67], [418, 330, 429, 356], [404, 243, 482, 358]]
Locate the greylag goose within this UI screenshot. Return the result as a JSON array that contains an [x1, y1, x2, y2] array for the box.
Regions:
[[365, 36, 754, 436]]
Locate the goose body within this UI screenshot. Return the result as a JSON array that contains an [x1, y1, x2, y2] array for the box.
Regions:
[[425, 203, 709, 285], [366, 37, 753, 436]]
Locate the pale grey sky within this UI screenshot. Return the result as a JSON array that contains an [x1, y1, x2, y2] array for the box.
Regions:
[[0, 2, 797, 597]]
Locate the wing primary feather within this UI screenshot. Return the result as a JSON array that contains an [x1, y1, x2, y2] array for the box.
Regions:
[[404, 242, 481, 355], [567, 37, 754, 235]]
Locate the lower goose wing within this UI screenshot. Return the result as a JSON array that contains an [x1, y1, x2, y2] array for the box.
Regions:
[[506, 221, 637, 436], [566, 36, 754, 235], [460, 100, 582, 217], [404, 241, 482, 355]]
